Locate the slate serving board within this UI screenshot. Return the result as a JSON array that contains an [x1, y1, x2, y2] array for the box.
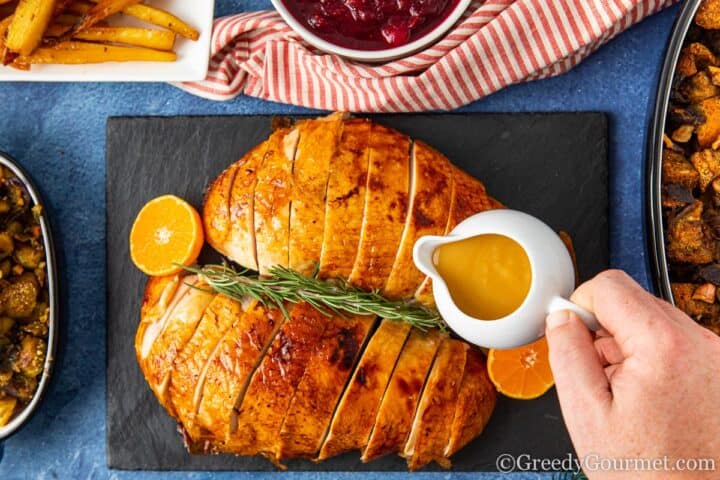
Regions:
[[106, 113, 608, 471]]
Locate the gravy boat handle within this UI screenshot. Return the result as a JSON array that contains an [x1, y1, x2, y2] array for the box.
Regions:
[[548, 296, 600, 331]]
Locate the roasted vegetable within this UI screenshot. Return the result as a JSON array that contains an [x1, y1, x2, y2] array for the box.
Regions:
[[660, 0, 720, 334], [0, 231, 12, 259], [691, 149, 720, 191], [0, 0, 196, 69], [5, 0, 56, 55], [15, 41, 176, 65], [0, 165, 48, 427], [663, 149, 700, 190], [667, 201, 714, 264], [1, 280, 38, 318], [14, 243, 41, 268], [67, 26, 176, 50], [679, 71, 720, 103], [697, 0, 720, 30], [677, 42, 717, 79], [118, 3, 199, 40], [71, 0, 141, 35], [15, 335, 44, 377], [663, 183, 695, 209], [673, 283, 720, 321]]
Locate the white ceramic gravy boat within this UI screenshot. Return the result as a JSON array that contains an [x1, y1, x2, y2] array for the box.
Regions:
[[413, 209, 599, 349]]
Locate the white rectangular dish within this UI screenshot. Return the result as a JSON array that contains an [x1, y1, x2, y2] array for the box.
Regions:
[[0, 0, 214, 82]]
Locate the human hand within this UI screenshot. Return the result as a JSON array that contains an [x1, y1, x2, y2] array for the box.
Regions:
[[545, 270, 720, 479]]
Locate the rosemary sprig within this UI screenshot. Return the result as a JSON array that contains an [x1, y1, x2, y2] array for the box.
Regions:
[[181, 263, 447, 332]]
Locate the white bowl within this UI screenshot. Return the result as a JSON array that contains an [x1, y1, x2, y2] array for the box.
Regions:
[[270, 0, 472, 62]]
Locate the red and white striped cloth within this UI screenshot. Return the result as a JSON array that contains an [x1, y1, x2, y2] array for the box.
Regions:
[[178, 0, 676, 112]]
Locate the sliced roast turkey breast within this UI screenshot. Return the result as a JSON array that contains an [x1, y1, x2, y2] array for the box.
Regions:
[[203, 163, 239, 255], [195, 301, 283, 444], [136, 273, 185, 367], [444, 347, 496, 458], [225, 302, 327, 462], [289, 115, 344, 275], [143, 278, 214, 415], [383, 141, 453, 299], [254, 128, 299, 274], [277, 314, 376, 460], [318, 118, 372, 280], [317, 319, 411, 460], [348, 124, 411, 291], [362, 328, 443, 462], [224, 143, 269, 271], [403, 338, 468, 470], [169, 294, 240, 441], [142, 116, 506, 469]]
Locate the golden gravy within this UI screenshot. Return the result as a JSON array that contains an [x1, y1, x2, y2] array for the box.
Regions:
[[433, 234, 532, 320]]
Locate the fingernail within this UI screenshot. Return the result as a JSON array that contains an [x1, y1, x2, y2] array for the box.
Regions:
[[546, 310, 571, 330]]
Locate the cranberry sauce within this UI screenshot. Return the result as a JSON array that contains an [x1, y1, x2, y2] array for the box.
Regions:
[[284, 0, 461, 50]]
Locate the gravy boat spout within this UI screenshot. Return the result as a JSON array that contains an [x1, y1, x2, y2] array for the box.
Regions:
[[412, 235, 455, 282]]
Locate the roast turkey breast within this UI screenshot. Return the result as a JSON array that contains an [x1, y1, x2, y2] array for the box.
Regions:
[[137, 115, 502, 470]]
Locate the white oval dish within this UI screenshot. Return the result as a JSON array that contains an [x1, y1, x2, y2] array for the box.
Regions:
[[414, 210, 599, 349], [270, 0, 472, 62]]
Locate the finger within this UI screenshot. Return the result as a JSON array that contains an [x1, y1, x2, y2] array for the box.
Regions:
[[594, 328, 613, 338], [604, 363, 621, 382], [546, 310, 612, 420], [571, 269, 675, 356], [594, 336, 624, 366]]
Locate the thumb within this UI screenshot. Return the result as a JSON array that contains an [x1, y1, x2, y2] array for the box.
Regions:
[[546, 311, 612, 420]]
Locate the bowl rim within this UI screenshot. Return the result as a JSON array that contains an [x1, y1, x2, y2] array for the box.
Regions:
[[646, 0, 702, 302], [0, 152, 59, 442], [269, 0, 473, 62]]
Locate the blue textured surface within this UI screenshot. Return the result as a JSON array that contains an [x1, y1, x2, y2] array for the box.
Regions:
[[0, 1, 680, 479]]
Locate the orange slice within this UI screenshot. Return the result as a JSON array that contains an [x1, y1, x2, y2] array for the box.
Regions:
[[487, 337, 554, 400], [130, 195, 204, 276]]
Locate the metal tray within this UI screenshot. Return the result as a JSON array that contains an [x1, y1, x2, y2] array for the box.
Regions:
[[0, 152, 59, 442], [646, 0, 703, 301]]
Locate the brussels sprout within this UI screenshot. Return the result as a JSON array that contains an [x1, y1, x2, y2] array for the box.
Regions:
[[0, 232, 12, 260], [13, 244, 42, 269], [0, 317, 14, 337], [0, 274, 38, 318]]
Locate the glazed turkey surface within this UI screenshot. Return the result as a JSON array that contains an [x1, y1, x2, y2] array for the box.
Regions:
[[136, 115, 499, 470]]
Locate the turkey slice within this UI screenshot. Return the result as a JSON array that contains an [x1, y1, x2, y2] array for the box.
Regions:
[[317, 319, 411, 460], [318, 118, 372, 280], [444, 347, 496, 458], [194, 301, 283, 445], [203, 162, 239, 255], [348, 124, 411, 291], [224, 302, 327, 464], [168, 294, 241, 442], [362, 328, 443, 462], [254, 128, 298, 274], [225, 142, 269, 271], [403, 338, 468, 470], [277, 314, 376, 460], [143, 279, 215, 415], [289, 115, 344, 275], [383, 141, 453, 299]]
